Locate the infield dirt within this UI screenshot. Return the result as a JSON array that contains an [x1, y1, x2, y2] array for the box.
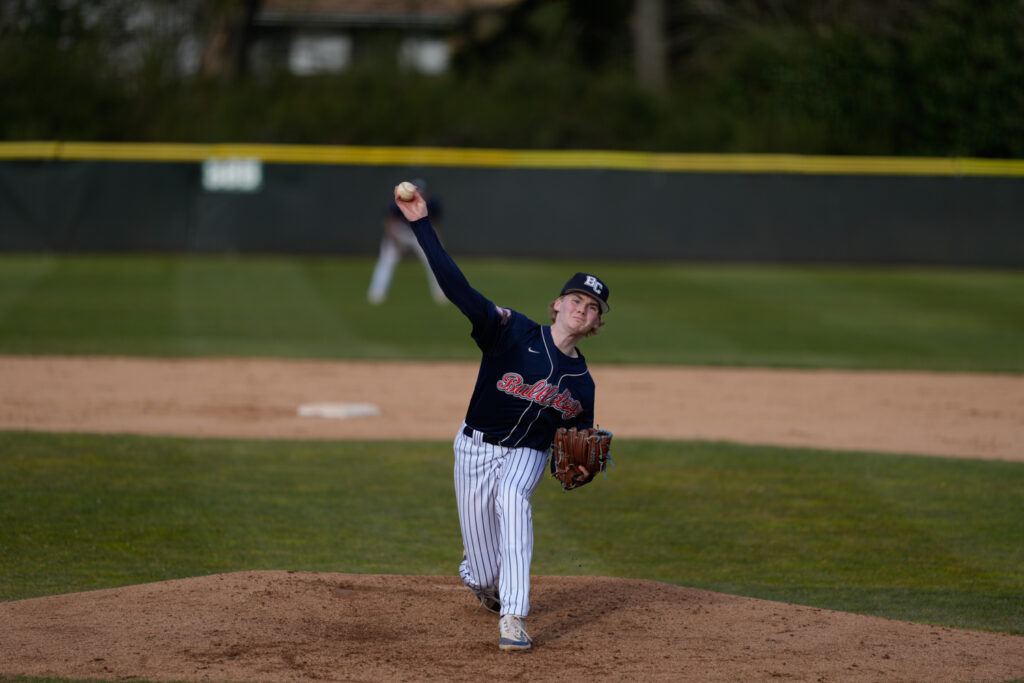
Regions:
[[1, 355, 1022, 682], [2, 356, 1022, 461]]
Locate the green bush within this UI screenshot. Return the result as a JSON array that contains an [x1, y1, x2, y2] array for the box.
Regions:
[[1, 0, 1021, 157]]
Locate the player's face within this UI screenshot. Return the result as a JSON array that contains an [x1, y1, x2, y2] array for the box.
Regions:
[[556, 293, 602, 334]]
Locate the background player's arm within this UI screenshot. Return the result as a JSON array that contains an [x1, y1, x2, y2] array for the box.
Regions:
[[383, 214, 405, 242]]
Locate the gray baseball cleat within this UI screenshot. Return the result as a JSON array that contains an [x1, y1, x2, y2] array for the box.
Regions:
[[469, 584, 500, 614], [498, 614, 532, 651]]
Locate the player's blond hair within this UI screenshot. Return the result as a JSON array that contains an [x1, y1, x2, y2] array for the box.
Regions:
[[548, 297, 604, 336]]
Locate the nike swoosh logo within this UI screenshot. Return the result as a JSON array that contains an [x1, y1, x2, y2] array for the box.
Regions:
[[528, 347, 541, 354]]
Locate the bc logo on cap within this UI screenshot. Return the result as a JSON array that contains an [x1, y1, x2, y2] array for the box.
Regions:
[[560, 272, 610, 313]]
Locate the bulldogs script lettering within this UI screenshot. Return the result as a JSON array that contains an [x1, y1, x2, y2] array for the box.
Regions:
[[495, 372, 583, 419]]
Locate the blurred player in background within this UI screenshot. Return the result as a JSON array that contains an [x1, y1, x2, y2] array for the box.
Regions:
[[367, 178, 446, 305]]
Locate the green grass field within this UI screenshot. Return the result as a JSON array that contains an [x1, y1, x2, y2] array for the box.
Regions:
[[1, 253, 1022, 670], [1, 254, 1022, 370], [2, 431, 1022, 635]]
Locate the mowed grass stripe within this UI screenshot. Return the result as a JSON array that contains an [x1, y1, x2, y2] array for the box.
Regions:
[[1, 431, 1021, 634], [0, 254, 1022, 371]]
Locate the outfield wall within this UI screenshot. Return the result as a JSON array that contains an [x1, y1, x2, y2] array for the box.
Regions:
[[1, 143, 1022, 265]]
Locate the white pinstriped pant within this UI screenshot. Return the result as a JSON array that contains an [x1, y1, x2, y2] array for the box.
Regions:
[[454, 424, 550, 617]]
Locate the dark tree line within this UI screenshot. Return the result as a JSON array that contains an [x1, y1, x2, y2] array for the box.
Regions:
[[2, 0, 1022, 157]]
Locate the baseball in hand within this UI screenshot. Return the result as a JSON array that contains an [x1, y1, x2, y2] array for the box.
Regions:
[[396, 181, 417, 202]]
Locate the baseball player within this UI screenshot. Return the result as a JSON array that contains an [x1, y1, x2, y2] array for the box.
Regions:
[[367, 178, 447, 305], [391, 183, 610, 652]]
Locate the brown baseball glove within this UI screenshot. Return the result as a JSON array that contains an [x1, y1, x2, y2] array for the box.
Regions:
[[551, 426, 614, 491]]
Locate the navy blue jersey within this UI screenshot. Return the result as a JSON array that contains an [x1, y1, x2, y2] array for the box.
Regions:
[[409, 217, 595, 450]]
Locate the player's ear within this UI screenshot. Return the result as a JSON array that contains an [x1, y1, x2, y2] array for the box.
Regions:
[[552, 296, 563, 313]]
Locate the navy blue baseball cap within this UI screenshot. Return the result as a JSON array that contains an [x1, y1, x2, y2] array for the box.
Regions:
[[560, 272, 610, 314]]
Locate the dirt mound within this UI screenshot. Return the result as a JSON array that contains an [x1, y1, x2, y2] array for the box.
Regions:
[[1, 571, 1022, 682]]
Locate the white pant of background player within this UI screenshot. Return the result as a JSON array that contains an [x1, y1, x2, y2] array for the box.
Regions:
[[455, 424, 549, 619], [367, 223, 446, 304]]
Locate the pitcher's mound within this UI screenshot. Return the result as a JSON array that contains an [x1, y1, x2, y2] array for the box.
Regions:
[[1, 571, 1022, 682]]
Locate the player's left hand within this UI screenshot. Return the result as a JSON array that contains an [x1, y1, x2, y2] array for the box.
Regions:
[[393, 185, 428, 222]]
